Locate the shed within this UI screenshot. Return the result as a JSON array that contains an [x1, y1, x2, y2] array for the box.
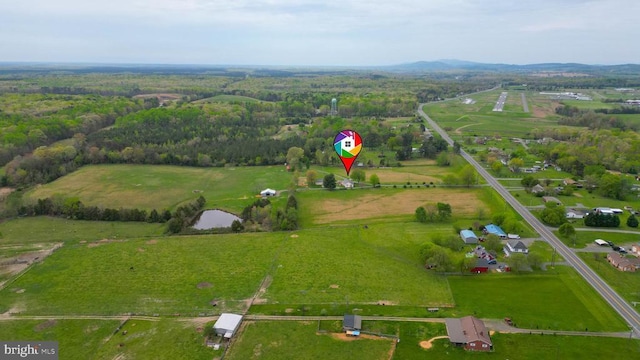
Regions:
[[594, 239, 609, 246], [460, 230, 479, 244], [213, 313, 243, 339], [483, 224, 507, 239], [343, 315, 362, 331], [260, 188, 276, 197], [445, 316, 492, 351]]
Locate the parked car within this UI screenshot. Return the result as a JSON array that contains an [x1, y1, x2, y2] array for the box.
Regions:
[[619, 247, 627, 254], [607, 241, 615, 247], [613, 245, 621, 251]]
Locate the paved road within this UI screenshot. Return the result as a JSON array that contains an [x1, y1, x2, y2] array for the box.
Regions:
[[521, 93, 529, 113], [418, 103, 640, 336]]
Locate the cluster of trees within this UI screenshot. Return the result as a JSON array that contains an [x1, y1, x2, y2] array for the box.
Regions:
[[583, 212, 620, 228], [539, 202, 567, 226], [0, 94, 147, 166], [16, 196, 171, 223], [239, 194, 299, 231], [556, 106, 636, 131], [415, 202, 452, 223], [166, 196, 207, 233]]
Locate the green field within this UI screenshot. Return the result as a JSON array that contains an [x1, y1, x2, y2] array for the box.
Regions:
[[225, 321, 394, 360], [263, 225, 453, 306], [448, 267, 628, 331], [0, 319, 120, 360], [26, 164, 293, 213], [0, 319, 215, 360], [556, 229, 640, 248], [0, 233, 284, 315], [0, 217, 165, 246]]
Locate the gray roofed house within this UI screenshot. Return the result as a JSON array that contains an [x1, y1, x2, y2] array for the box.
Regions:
[[343, 315, 362, 331], [504, 240, 529, 255], [445, 316, 492, 352]]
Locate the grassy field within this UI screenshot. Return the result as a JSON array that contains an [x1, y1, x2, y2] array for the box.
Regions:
[[0, 233, 285, 315], [0, 319, 121, 360], [0, 216, 165, 246], [0, 319, 216, 360], [225, 321, 395, 360], [578, 252, 640, 305], [259, 225, 453, 307], [193, 94, 263, 103], [447, 267, 628, 331], [26, 164, 293, 213], [94, 319, 216, 360], [298, 186, 487, 225]]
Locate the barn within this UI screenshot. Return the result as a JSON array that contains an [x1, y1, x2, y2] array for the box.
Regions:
[[213, 313, 243, 339], [460, 230, 479, 244]]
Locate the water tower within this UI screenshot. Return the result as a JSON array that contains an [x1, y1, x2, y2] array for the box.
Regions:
[[330, 98, 338, 116]]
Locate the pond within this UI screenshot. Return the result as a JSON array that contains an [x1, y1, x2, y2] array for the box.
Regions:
[[192, 209, 242, 230]]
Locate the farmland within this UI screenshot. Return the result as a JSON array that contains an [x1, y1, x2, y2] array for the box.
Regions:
[[2, 68, 640, 358], [26, 164, 293, 213]]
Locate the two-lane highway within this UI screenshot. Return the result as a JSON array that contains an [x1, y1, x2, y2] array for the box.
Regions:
[[418, 103, 640, 335]]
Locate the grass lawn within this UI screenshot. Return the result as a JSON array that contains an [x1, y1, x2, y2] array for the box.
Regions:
[[225, 321, 395, 360], [578, 252, 640, 305], [0, 233, 285, 315], [0, 216, 165, 246], [26, 164, 293, 213], [447, 267, 628, 331], [261, 225, 453, 307], [0, 319, 120, 360]]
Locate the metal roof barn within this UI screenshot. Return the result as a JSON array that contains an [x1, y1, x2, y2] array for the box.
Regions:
[[213, 313, 243, 339]]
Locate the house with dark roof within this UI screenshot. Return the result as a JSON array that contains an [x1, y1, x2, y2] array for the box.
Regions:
[[471, 258, 490, 273], [503, 240, 529, 256], [445, 316, 493, 352]]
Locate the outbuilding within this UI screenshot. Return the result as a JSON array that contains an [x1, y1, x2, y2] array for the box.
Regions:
[[460, 230, 479, 244], [343, 314, 362, 335], [213, 313, 243, 339], [260, 188, 276, 197], [483, 224, 507, 239]]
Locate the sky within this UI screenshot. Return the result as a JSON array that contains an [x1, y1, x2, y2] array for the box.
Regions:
[[1, 0, 638, 66]]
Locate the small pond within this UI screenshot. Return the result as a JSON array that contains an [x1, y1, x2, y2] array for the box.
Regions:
[[192, 209, 242, 230]]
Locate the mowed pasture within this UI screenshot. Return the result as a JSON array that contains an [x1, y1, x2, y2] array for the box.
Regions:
[[578, 253, 640, 305], [448, 267, 628, 332], [299, 187, 486, 225], [27, 164, 293, 212], [0, 224, 454, 315], [263, 226, 452, 306], [0, 319, 121, 360], [225, 321, 395, 360], [0, 233, 285, 315]]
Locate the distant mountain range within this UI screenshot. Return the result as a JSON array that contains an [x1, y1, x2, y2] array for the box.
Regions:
[[385, 59, 640, 74], [1, 60, 639, 75]]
